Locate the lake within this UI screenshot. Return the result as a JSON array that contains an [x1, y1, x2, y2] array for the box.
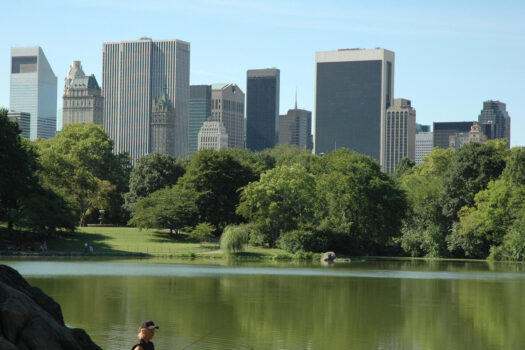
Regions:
[[1, 258, 524, 349]]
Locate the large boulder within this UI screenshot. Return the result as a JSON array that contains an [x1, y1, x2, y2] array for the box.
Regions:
[[0, 265, 101, 350]]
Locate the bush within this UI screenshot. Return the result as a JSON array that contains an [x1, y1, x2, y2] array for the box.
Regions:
[[489, 217, 525, 261], [277, 230, 330, 253], [190, 222, 215, 243], [220, 224, 250, 254]]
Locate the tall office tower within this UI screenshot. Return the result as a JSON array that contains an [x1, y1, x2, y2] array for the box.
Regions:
[[279, 99, 312, 150], [314, 48, 394, 164], [211, 83, 245, 149], [384, 98, 415, 173], [62, 61, 103, 126], [151, 89, 176, 156], [7, 111, 31, 138], [415, 131, 433, 164], [10, 47, 57, 140], [246, 68, 280, 151], [103, 38, 190, 162], [416, 124, 430, 133], [189, 85, 212, 156], [433, 122, 473, 149], [198, 118, 228, 151], [478, 100, 511, 144]]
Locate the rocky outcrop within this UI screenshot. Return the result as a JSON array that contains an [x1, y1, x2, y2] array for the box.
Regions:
[[0, 265, 101, 350]]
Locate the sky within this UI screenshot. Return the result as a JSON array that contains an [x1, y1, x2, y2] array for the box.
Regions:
[[1, 0, 524, 146]]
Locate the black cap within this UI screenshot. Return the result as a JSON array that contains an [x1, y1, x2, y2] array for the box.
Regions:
[[141, 320, 159, 330]]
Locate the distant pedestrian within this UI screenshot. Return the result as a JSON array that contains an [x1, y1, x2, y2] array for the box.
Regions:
[[84, 242, 88, 253], [132, 320, 159, 350], [89, 246, 94, 253]]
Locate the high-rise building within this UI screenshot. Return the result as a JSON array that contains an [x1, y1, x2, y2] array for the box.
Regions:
[[62, 61, 103, 126], [151, 88, 176, 156], [7, 111, 31, 139], [314, 48, 394, 164], [384, 98, 415, 173], [415, 131, 433, 164], [102, 38, 190, 162], [433, 122, 473, 149], [478, 100, 511, 144], [416, 124, 430, 133], [198, 118, 228, 151], [449, 122, 488, 149], [189, 85, 212, 156], [10, 46, 57, 140], [211, 83, 245, 149], [246, 68, 280, 151], [279, 98, 312, 150]]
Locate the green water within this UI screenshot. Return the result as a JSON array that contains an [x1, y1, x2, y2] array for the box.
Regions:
[[2, 259, 524, 350]]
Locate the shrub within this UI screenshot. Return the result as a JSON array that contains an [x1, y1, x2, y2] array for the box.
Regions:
[[220, 224, 250, 254], [190, 222, 215, 243], [277, 230, 330, 253]]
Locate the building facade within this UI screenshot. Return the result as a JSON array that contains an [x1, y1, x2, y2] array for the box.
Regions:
[[10, 46, 57, 140], [478, 100, 511, 144], [314, 48, 394, 165], [384, 98, 415, 173], [151, 89, 176, 156], [433, 121, 474, 149], [246, 69, 280, 151], [7, 111, 31, 139], [415, 131, 433, 164], [198, 118, 228, 151], [211, 83, 245, 149], [62, 61, 103, 126], [102, 38, 190, 162], [279, 103, 312, 150], [449, 122, 488, 149], [189, 85, 212, 156]]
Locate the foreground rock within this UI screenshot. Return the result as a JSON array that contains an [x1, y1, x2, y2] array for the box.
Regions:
[[0, 265, 101, 350]]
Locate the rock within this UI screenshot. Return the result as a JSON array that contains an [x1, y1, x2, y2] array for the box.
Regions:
[[321, 251, 336, 262], [0, 265, 101, 350]]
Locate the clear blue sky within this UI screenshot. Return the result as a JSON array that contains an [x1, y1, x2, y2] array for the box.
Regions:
[[1, 0, 524, 146]]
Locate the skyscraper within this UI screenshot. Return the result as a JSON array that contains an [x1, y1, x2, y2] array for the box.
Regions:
[[10, 46, 57, 140], [211, 83, 245, 149], [314, 48, 394, 164], [279, 98, 312, 150], [151, 88, 176, 156], [433, 122, 474, 149], [198, 118, 228, 151], [189, 85, 212, 156], [7, 111, 31, 139], [478, 100, 511, 144], [62, 61, 103, 126], [246, 68, 280, 151], [415, 124, 432, 165], [102, 38, 190, 162], [384, 98, 415, 173]]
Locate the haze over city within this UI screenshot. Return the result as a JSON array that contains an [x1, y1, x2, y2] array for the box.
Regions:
[[1, 0, 523, 147]]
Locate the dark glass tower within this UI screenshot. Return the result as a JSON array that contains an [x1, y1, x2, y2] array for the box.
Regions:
[[246, 68, 280, 151], [189, 85, 212, 156], [314, 49, 394, 164], [433, 121, 474, 149], [478, 100, 511, 144]]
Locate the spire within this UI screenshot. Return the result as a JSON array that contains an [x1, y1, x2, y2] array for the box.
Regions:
[[295, 88, 298, 109]]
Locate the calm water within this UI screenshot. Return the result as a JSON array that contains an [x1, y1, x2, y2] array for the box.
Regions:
[[2, 258, 524, 350]]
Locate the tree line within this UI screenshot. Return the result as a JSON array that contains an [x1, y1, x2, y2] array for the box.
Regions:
[[1, 111, 523, 260]]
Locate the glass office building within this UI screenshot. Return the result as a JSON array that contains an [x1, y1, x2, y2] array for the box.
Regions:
[[189, 85, 212, 156], [246, 68, 280, 151], [314, 49, 394, 165], [478, 100, 511, 144], [10, 46, 57, 140]]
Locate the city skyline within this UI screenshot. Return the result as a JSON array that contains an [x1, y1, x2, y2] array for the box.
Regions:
[[1, 0, 523, 147]]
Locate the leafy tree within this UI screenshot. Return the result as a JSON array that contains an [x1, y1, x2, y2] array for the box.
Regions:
[[315, 149, 406, 254], [35, 124, 129, 225], [237, 165, 317, 247], [129, 185, 199, 236], [220, 224, 251, 254], [392, 157, 415, 181], [190, 222, 216, 243], [223, 148, 275, 178], [124, 152, 185, 212], [179, 149, 256, 231]]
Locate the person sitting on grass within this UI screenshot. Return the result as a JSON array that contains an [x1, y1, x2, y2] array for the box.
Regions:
[[132, 320, 159, 350]]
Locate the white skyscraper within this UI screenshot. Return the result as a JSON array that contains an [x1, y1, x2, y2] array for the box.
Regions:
[[102, 38, 190, 162], [10, 47, 57, 140], [384, 98, 415, 173]]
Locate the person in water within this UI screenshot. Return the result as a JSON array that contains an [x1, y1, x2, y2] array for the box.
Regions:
[[132, 320, 159, 350]]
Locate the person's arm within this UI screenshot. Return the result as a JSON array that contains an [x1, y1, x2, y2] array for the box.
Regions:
[[132, 346, 143, 350]]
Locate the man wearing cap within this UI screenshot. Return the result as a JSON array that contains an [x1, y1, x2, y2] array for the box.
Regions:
[[132, 320, 159, 350]]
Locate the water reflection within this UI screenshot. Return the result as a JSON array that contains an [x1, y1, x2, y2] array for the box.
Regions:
[[1, 259, 523, 350]]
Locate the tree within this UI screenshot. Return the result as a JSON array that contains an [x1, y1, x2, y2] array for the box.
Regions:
[[392, 157, 415, 181], [237, 165, 317, 247], [190, 223, 216, 244], [220, 224, 251, 254], [179, 149, 256, 231], [315, 149, 407, 255], [129, 185, 199, 236], [35, 124, 129, 225], [124, 152, 185, 212]]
